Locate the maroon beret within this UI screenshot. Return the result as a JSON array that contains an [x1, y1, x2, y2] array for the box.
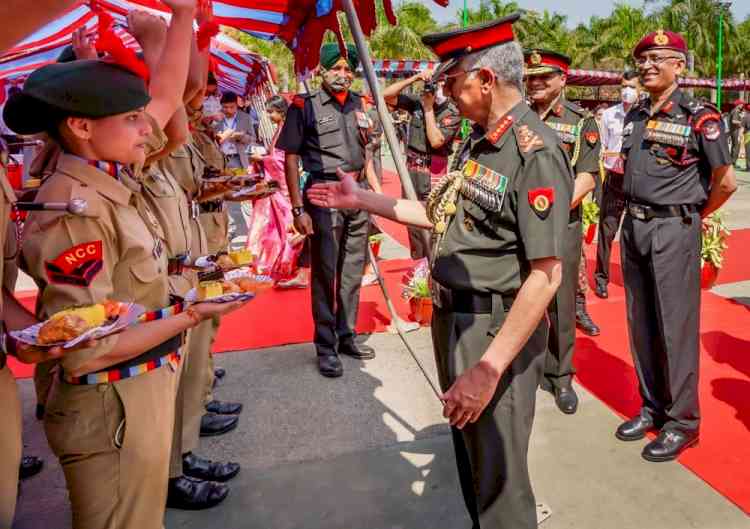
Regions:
[[633, 29, 687, 58]]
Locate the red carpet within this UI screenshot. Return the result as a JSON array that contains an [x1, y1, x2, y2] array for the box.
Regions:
[[579, 245, 750, 515], [7, 169, 750, 512]]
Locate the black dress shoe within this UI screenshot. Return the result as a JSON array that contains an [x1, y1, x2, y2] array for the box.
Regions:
[[318, 355, 343, 377], [166, 476, 229, 510], [594, 282, 609, 299], [19, 456, 44, 480], [199, 413, 239, 437], [554, 386, 579, 414], [575, 309, 601, 336], [615, 415, 655, 441], [642, 429, 699, 462], [183, 452, 240, 482], [338, 340, 376, 360], [214, 367, 226, 379], [35, 404, 45, 420], [205, 400, 243, 415]]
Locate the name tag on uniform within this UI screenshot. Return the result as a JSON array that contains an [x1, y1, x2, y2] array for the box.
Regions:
[[644, 120, 691, 147], [548, 121, 578, 144], [460, 159, 509, 213], [355, 111, 370, 129], [317, 115, 335, 126]]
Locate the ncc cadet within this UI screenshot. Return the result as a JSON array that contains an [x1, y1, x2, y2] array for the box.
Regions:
[[728, 99, 745, 167], [5, 8, 244, 529], [615, 30, 736, 461], [278, 42, 376, 378], [525, 49, 600, 415], [187, 85, 233, 421], [308, 15, 572, 528], [383, 71, 461, 259]]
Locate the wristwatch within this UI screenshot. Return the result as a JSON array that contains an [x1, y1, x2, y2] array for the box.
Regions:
[[292, 206, 305, 218]]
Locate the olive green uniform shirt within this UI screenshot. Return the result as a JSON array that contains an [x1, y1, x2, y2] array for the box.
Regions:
[[539, 97, 601, 177], [431, 101, 573, 294]]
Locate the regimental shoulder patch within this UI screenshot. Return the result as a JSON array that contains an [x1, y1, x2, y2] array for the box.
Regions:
[[585, 131, 599, 145], [701, 120, 721, 141], [517, 125, 545, 154], [44, 241, 103, 287], [528, 188, 554, 220]]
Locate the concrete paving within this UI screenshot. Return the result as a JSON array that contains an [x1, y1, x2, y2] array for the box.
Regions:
[[13, 330, 748, 529], [9, 164, 750, 528]]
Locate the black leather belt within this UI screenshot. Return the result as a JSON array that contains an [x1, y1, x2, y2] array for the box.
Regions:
[[626, 202, 698, 221], [200, 201, 223, 213], [308, 170, 365, 182]]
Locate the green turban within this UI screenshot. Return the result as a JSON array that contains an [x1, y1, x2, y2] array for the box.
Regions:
[[319, 42, 360, 70]]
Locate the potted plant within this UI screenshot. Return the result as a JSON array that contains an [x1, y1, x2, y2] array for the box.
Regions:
[[581, 199, 600, 244], [700, 211, 730, 289], [369, 233, 386, 259], [401, 260, 432, 325]]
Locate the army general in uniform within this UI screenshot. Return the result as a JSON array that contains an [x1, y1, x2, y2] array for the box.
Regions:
[[525, 49, 601, 415], [615, 30, 736, 461], [278, 42, 376, 378], [307, 15, 572, 528]]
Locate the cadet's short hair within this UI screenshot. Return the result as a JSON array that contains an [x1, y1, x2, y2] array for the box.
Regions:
[[221, 91, 239, 105], [265, 95, 288, 116], [459, 41, 525, 93]]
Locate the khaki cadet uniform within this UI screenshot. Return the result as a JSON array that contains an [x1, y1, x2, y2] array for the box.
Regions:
[[20, 148, 180, 529], [187, 105, 227, 404], [138, 149, 193, 481], [394, 93, 461, 258], [429, 102, 573, 529], [537, 96, 601, 388], [0, 143, 22, 529], [157, 138, 212, 453]]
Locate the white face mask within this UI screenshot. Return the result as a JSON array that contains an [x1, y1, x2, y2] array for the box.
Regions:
[[435, 85, 447, 104], [621, 87, 638, 104]]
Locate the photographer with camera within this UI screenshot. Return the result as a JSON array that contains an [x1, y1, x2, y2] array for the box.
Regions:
[[384, 70, 461, 260]]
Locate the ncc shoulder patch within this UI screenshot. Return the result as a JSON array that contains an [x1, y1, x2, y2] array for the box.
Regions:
[[585, 131, 599, 145], [44, 241, 103, 287], [528, 188, 554, 220], [694, 112, 722, 141]]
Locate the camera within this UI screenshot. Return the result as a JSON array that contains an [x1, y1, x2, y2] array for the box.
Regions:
[[423, 80, 437, 94]]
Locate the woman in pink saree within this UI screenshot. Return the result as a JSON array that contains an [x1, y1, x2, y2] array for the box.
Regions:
[[246, 95, 307, 288]]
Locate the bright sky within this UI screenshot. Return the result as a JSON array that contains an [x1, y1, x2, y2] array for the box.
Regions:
[[427, 1, 750, 27]]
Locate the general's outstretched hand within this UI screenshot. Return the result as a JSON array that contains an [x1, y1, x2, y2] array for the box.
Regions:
[[306, 167, 360, 210]]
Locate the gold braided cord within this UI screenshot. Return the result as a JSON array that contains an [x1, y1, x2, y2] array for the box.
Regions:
[[570, 117, 586, 168]]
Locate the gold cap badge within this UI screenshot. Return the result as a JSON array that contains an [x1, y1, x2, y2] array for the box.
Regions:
[[654, 30, 669, 46]]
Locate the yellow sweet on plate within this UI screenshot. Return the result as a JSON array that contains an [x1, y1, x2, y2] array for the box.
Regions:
[[228, 249, 253, 266], [52, 304, 107, 329], [198, 281, 224, 300]]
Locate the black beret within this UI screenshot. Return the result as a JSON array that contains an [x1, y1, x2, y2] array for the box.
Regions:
[[3, 59, 151, 135]]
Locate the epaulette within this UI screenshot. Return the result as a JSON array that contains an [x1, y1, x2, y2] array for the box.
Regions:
[[678, 93, 711, 116], [562, 98, 589, 118]]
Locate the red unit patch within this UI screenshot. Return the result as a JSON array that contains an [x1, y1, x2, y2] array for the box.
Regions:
[[44, 241, 103, 287], [585, 131, 599, 145], [528, 188, 555, 220]]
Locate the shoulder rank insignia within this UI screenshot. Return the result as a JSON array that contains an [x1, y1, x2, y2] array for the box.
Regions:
[[584, 131, 599, 145], [517, 125, 545, 153], [44, 241, 103, 287], [528, 188, 554, 220]]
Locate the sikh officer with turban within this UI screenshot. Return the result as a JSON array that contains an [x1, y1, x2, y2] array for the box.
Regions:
[[277, 43, 376, 377]]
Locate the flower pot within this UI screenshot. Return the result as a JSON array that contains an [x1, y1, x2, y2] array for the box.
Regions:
[[370, 240, 381, 259], [409, 296, 433, 325], [584, 223, 597, 244], [700, 262, 719, 290]]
